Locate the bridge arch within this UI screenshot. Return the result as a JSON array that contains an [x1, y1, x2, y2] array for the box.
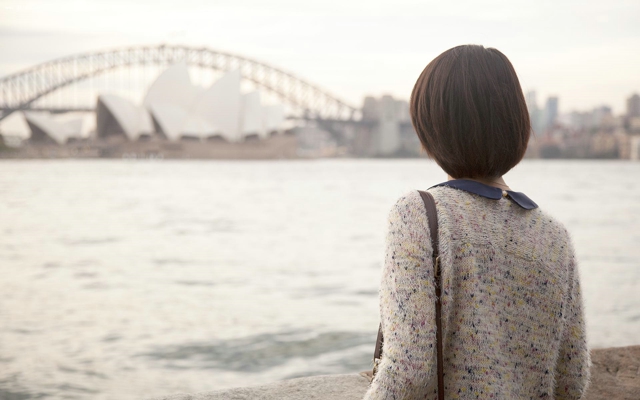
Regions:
[[0, 45, 357, 122]]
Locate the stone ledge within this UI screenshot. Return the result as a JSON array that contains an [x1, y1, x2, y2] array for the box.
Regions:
[[587, 345, 640, 400], [148, 345, 640, 400], [147, 374, 370, 400]]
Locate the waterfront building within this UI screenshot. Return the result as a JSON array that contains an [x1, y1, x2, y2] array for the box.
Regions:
[[394, 100, 410, 123], [294, 125, 337, 157], [143, 64, 203, 141], [97, 94, 154, 141], [24, 65, 285, 144], [361, 96, 380, 122], [376, 95, 401, 156], [22, 112, 84, 144], [355, 95, 407, 156], [567, 111, 590, 130], [241, 91, 264, 139], [544, 96, 559, 132], [630, 135, 640, 160], [627, 93, 640, 118], [262, 104, 285, 136], [626, 93, 640, 133], [591, 106, 615, 130]]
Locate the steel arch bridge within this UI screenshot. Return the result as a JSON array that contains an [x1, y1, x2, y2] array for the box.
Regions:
[[0, 44, 358, 122]]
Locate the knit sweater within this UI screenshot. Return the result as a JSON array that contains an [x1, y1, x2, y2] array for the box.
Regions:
[[364, 184, 591, 399]]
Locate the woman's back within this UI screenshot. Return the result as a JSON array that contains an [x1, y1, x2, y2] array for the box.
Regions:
[[365, 44, 590, 399], [364, 183, 590, 399]]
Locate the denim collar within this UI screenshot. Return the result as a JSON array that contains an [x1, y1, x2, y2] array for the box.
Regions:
[[429, 179, 538, 210]]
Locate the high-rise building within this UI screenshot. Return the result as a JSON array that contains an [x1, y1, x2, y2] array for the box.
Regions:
[[627, 93, 640, 118], [377, 95, 401, 156], [395, 100, 410, 123], [362, 96, 380, 122], [544, 96, 559, 132], [590, 106, 614, 128], [357, 94, 405, 156]]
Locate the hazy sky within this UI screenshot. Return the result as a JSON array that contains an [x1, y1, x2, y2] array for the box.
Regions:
[[1, 0, 639, 114]]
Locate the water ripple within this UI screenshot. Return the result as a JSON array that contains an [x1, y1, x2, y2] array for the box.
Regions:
[[139, 330, 373, 373]]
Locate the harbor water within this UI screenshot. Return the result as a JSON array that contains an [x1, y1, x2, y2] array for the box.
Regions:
[[0, 159, 638, 399]]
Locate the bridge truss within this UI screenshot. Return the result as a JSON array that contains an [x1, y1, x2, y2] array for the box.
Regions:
[[0, 45, 358, 122]]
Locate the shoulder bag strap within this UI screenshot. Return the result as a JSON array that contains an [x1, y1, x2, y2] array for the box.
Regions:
[[373, 323, 383, 364], [419, 190, 444, 400], [372, 190, 444, 400]]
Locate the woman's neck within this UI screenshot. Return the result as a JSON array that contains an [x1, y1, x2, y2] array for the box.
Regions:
[[447, 174, 510, 190]]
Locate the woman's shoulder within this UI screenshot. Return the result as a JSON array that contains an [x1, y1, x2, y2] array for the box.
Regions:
[[390, 189, 424, 209], [527, 206, 577, 262], [386, 190, 431, 230]]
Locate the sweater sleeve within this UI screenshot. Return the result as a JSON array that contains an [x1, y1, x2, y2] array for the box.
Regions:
[[554, 239, 591, 399], [364, 191, 438, 400]]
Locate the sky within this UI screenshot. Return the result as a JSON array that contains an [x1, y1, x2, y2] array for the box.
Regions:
[[1, 0, 639, 115]]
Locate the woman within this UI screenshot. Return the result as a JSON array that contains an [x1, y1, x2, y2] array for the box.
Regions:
[[364, 45, 590, 399]]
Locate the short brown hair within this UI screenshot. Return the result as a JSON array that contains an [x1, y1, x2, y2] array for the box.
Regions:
[[410, 45, 530, 179]]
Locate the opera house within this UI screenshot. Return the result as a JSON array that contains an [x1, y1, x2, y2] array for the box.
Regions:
[[23, 112, 85, 145], [23, 65, 285, 144]]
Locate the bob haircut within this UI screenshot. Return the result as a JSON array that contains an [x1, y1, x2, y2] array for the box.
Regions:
[[410, 45, 531, 179]]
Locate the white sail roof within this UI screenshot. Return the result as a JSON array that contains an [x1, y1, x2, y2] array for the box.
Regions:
[[143, 64, 199, 109], [138, 108, 154, 135], [190, 70, 242, 142], [143, 64, 201, 141], [23, 112, 83, 144], [91, 65, 286, 142], [98, 94, 152, 140], [241, 91, 263, 139], [182, 113, 218, 138], [147, 102, 189, 141]]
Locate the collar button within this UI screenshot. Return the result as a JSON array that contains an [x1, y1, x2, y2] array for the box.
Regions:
[[502, 190, 508, 198]]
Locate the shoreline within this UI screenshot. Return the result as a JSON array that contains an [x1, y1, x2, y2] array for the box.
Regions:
[[0, 133, 300, 160]]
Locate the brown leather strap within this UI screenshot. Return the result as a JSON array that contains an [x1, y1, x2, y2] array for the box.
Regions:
[[419, 191, 439, 259], [419, 190, 444, 400], [372, 190, 444, 399], [373, 323, 383, 361]]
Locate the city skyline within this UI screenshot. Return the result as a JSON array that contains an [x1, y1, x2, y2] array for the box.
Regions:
[[1, 0, 639, 115]]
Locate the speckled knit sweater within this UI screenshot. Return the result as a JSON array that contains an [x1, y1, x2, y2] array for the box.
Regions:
[[364, 184, 591, 399]]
